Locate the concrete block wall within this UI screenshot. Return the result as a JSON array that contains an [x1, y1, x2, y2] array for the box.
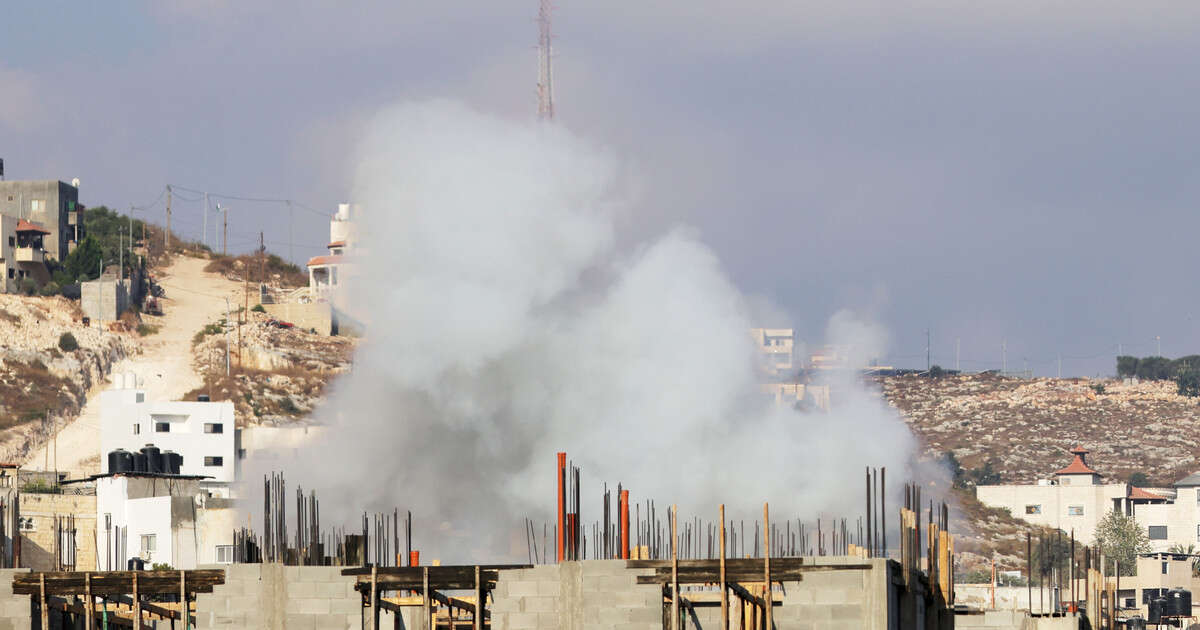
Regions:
[[492, 560, 661, 630], [194, 564, 362, 630], [0, 568, 31, 630]]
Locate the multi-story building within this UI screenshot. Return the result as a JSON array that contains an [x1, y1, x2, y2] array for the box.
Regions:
[[307, 202, 358, 299], [0, 180, 85, 261], [93, 473, 235, 569], [98, 374, 237, 493], [976, 446, 1187, 549], [751, 328, 796, 378], [0, 217, 53, 293]]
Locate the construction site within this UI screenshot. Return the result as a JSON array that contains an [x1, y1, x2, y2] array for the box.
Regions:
[[0, 459, 968, 630]]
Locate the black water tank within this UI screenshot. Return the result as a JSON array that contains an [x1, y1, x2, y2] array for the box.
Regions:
[[141, 444, 161, 473], [156, 451, 171, 474], [127, 557, 145, 571], [107, 449, 127, 473], [1169, 588, 1192, 617], [1128, 617, 1146, 630], [132, 452, 148, 472], [197, 394, 210, 402], [162, 450, 182, 475], [1152, 598, 1168, 623]]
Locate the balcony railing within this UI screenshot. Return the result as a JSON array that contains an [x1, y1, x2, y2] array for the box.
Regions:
[[15, 247, 43, 263]]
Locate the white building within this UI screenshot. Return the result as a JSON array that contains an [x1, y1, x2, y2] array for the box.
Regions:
[[98, 375, 236, 492], [307, 202, 359, 299], [977, 446, 1172, 546], [751, 328, 795, 378], [93, 474, 236, 570]]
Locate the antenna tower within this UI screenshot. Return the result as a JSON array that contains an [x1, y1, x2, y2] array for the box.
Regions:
[[537, 0, 555, 121]]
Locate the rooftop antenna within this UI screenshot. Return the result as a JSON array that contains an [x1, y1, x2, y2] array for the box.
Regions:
[[537, 0, 555, 121]]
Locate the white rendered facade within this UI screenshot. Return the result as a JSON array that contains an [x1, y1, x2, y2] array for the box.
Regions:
[[95, 475, 236, 570], [98, 377, 236, 487]]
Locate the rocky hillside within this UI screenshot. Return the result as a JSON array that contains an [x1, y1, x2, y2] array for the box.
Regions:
[[882, 373, 1200, 486], [0, 295, 130, 462], [191, 311, 355, 425], [879, 372, 1200, 573]]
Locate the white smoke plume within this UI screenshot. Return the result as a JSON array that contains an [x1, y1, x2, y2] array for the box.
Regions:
[[275, 101, 921, 561]]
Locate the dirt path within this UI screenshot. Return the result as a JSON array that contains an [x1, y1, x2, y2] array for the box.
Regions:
[[25, 255, 242, 475]]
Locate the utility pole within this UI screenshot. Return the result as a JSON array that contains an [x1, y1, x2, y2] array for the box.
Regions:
[[259, 231, 265, 285], [955, 338, 961, 372], [925, 329, 931, 372], [203, 193, 209, 250], [1057, 354, 1062, 379], [223, 298, 232, 376], [222, 204, 228, 256], [165, 186, 172, 250], [537, 0, 555, 121], [287, 201, 294, 264], [1002, 339, 1007, 375]]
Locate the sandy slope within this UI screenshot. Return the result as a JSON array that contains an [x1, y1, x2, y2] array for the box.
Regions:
[[24, 255, 242, 475]]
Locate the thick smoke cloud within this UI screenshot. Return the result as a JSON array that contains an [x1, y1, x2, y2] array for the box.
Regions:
[[278, 101, 920, 561]]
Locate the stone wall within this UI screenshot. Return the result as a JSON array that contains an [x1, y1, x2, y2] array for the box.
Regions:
[[17, 494, 96, 572]]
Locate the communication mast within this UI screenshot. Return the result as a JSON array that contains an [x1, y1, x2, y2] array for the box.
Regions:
[[537, 0, 555, 121]]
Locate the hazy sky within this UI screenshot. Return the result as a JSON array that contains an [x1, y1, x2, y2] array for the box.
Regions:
[[3, 2, 1199, 376]]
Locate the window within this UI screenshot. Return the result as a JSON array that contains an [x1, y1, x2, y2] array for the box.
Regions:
[[204, 456, 223, 467], [1196, 524, 1200, 542], [18, 518, 34, 532], [1025, 505, 1042, 515], [204, 423, 223, 434], [1163, 561, 1169, 575], [136, 393, 144, 403], [140, 534, 156, 553], [1068, 505, 1084, 516], [30, 200, 44, 213], [155, 422, 170, 433], [215, 545, 234, 563], [133, 424, 140, 435], [1149, 526, 1168, 540]]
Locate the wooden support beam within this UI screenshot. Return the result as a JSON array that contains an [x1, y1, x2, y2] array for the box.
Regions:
[[369, 565, 378, 630], [671, 505, 678, 630], [474, 565, 483, 630], [85, 572, 94, 630], [422, 566, 430, 630], [764, 503, 771, 630], [133, 572, 141, 630], [39, 573, 48, 630], [720, 504, 728, 630]]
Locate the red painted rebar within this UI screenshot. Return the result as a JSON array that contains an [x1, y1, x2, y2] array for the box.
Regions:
[[557, 452, 566, 563], [620, 490, 630, 559]]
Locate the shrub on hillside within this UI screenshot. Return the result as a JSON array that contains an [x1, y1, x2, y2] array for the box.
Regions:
[[58, 332, 79, 352], [37, 282, 60, 297]]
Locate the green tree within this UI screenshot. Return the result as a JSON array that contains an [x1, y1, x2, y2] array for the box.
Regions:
[[1031, 531, 1073, 586], [1136, 356, 1172, 380], [1117, 355, 1140, 378], [58, 332, 79, 352], [1129, 472, 1149, 487], [945, 452, 967, 488], [60, 236, 102, 282], [968, 461, 1002, 486], [1094, 509, 1150, 576], [1177, 369, 1200, 397]]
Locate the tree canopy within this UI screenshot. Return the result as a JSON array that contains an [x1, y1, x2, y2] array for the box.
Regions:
[[1094, 509, 1150, 576]]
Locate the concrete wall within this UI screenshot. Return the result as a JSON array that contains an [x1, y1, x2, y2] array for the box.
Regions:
[[80, 279, 128, 323], [194, 563, 362, 630], [491, 560, 662, 630], [263, 302, 332, 336], [0, 568, 32, 630], [18, 494, 97, 572]]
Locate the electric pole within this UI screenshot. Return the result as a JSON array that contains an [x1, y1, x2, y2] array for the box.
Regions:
[[1002, 339, 1007, 375], [1057, 354, 1062, 379], [1156, 336, 1162, 357], [165, 185, 172, 250], [203, 193, 209, 249], [537, 0, 555, 121], [955, 338, 961, 372], [925, 329, 931, 372]]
